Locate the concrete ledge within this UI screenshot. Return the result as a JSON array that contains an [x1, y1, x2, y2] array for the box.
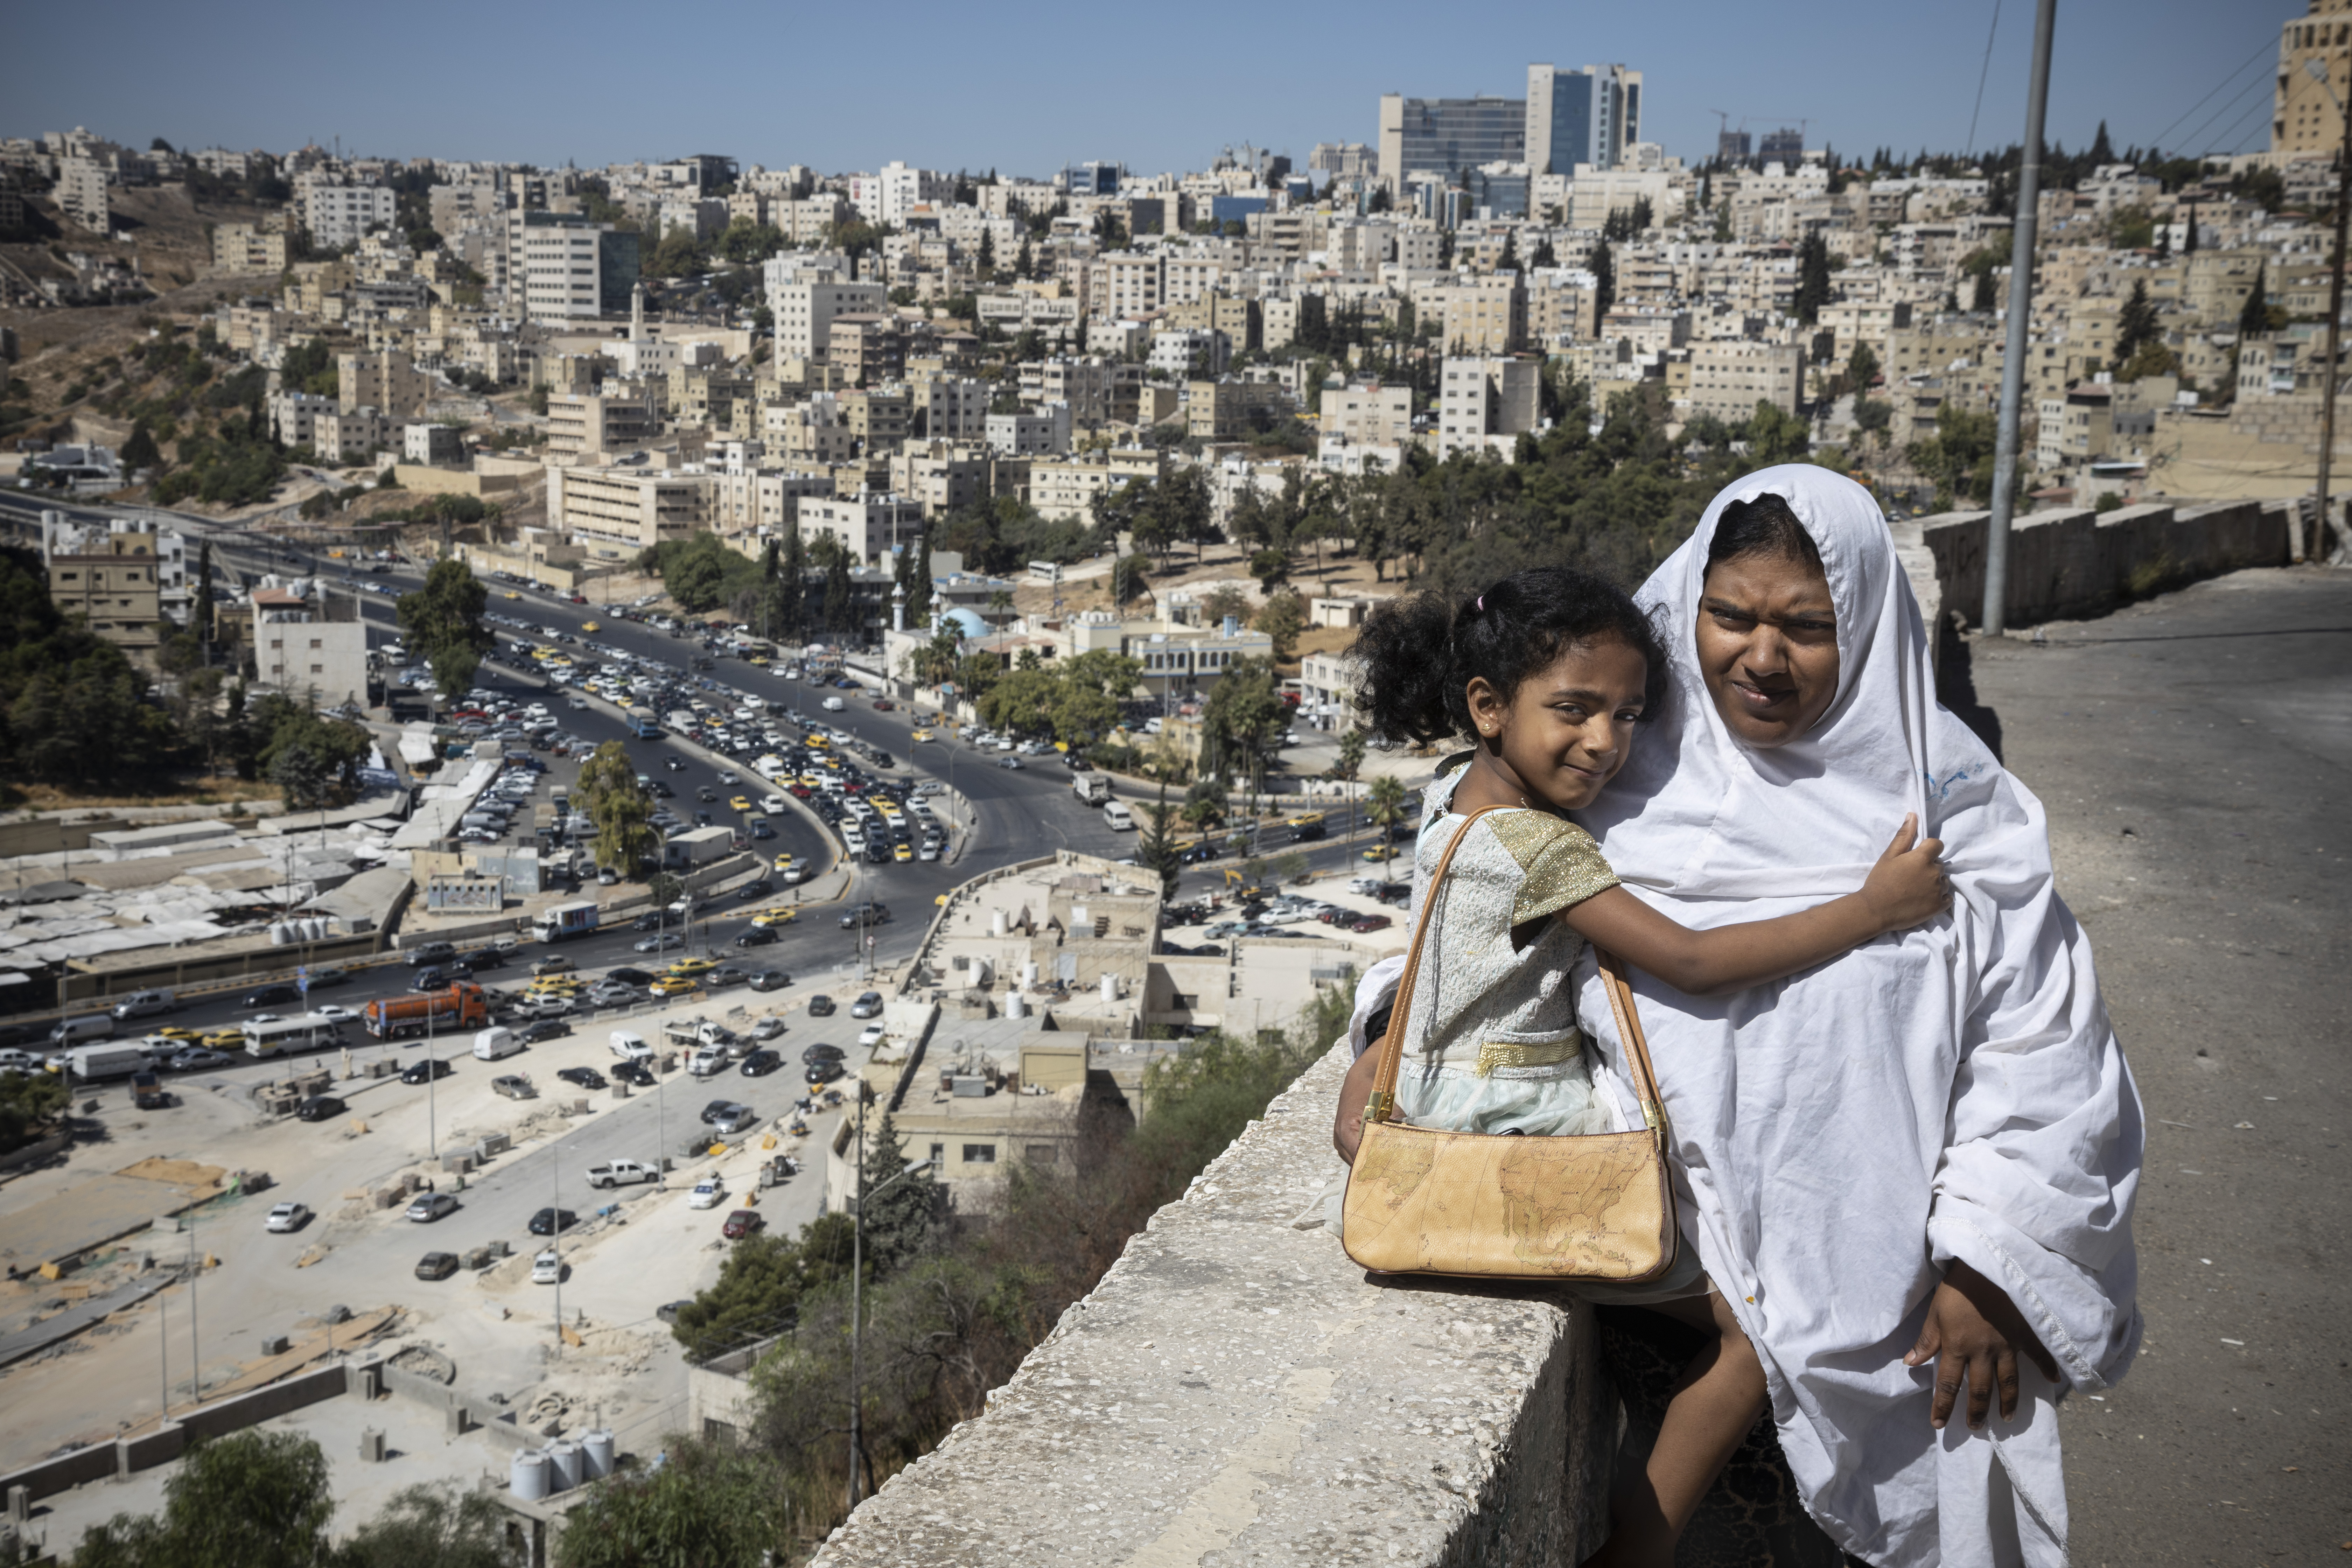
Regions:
[[812, 1040, 1614, 1567], [1918, 498, 2290, 628]]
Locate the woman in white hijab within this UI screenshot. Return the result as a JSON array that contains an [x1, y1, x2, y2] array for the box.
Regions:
[[1573, 465, 2143, 1565]]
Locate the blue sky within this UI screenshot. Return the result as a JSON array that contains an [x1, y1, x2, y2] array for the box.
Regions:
[[12, 0, 2296, 178]]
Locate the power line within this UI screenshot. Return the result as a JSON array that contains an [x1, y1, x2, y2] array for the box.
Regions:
[[2179, 70, 2276, 158], [1965, 0, 2006, 156], [2144, 37, 2275, 152], [2202, 94, 2274, 159]]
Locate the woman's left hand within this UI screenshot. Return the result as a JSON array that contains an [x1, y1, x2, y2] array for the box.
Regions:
[[1904, 1260, 2061, 1429]]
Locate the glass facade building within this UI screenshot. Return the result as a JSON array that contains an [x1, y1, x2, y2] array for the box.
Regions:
[[1380, 95, 1527, 183]]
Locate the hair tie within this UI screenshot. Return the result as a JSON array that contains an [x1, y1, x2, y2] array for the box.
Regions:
[[1475, 595, 1484, 611]]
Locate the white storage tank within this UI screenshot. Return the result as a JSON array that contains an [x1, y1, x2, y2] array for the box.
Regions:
[[1022, 962, 1038, 987], [509, 1449, 550, 1501], [1005, 992, 1027, 1020], [581, 1429, 615, 1479], [1099, 973, 1118, 1004], [548, 1440, 582, 1490], [990, 910, 1006, 936]]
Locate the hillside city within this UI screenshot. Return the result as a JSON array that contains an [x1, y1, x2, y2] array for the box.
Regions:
[[0, 17, 2336, 1568]]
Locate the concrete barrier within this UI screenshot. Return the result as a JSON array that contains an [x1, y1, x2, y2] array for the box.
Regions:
[[810, 1039, 1615, 1567], [1920, 499, 2290, 629], [0, 1441, 115, 1505], [170, 1363, 349, 1442]]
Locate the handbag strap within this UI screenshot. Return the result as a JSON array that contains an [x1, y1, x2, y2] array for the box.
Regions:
[[1365, 805, 1670, 1141]]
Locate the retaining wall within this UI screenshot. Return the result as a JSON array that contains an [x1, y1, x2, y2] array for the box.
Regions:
[[0, 1362, 353, 1503], [1919, 498, 2291, 629], [810, 1039, 1616, 1567]]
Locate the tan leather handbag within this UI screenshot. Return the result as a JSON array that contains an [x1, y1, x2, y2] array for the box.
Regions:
[[1341, 806, 1680, 1282]]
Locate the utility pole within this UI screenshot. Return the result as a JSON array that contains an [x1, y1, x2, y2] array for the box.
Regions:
[[1981, 0, 2058, 637], [2307, 58, 2352, 565]]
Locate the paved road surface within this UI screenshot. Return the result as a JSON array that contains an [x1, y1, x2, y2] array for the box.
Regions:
[[1954, 567, 2351, 1564]]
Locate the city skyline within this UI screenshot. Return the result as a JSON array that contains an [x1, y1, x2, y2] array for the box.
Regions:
[[12, 0, 2299, 179]]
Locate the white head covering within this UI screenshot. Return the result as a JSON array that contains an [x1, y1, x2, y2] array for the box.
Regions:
[[1570, 467, 2143, 1567]]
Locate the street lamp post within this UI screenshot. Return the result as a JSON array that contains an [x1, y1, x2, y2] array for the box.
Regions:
[[550, 1144, 564, 1355], [2306, 58, 2352, 564]]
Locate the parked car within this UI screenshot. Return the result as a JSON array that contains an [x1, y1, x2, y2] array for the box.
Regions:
[[805, 1059, 845, 1086], [531, 1251, 563, 1285], [805, 994, 836, 1017], [293, 1096, 346, 1122], [415, 1251, 460, 1281], [527, 1207, 578, 1236], [1346, 913, 1395, 933], [406, 1193, 461, 1223], [856, 1024, 886, 1049], [749, 969, 791, 992], [849, 991, 884, 1019], [687, 1179, 726, 1210], [722, 1209, 765, 1240], [492, 1074, 537, 1100], [750, 1016, 788, 1042], [520, 1020, 571, 1043], [265, 1202, 311, 1233], [400, 1057, 455, 1085], [612, 1059, 655, 1087], [655, 1300, 690, 1325], [555, 1066, 609, 1091]]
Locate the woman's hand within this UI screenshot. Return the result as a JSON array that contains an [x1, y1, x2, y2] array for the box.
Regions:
[[1333, 1043, 1379, 1164], [1904, 1260, 2061, 1428], [1859, 814, 1950, 934]]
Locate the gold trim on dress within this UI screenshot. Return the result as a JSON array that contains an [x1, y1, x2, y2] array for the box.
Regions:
[[1475, 1032, 1586, 1076]]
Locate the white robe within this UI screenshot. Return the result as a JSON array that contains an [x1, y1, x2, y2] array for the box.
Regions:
[[1350, 467, 2142, 1566]]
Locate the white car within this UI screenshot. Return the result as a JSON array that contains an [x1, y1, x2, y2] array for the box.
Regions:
[[688, 1046, 727, 1077], [821, 696, 846, 712], [687, 1179, 725, 1210], [265, 1202, 310, 1233], [531, 1250, 562, 1284], [311, 1004, 356, 1021], [856, 1024, 886, 1049]]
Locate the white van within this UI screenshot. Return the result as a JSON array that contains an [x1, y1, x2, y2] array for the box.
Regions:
[[1102, 801, 1135, 831], [111, 989, 177, 1021], [471, 1027, 524, 1062], [48, 1014, 116, 1046], [608, 1030, 652, 1062]]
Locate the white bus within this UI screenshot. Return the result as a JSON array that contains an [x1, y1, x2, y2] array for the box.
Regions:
[[243, 1014, 346, 1060]]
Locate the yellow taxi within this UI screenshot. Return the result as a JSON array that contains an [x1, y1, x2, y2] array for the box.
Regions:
[[728, 795, 752, 813], [772, 850, 797, 872], [580, 620, 600, 632], [750, 906, 798, 928], [805, 734, 830, 750], [648, 976, 700, 1000], [892, 842, 913, 863], [911, 728, 934, 743], [502, 590, 521, 600], [666, 957, 718, 979], [201, 1028, 246, 1051], [147, 1025, 203, 1043], [746, 655, 770, 667], [529, 646, 555, 661]]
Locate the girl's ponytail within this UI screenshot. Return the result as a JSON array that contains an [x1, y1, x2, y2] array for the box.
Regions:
[[1353, 589, 1464, 746], [1351, 567, 1665, 744]]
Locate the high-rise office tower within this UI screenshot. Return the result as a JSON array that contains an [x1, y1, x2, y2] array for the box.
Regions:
[[1525, 64, 1643, 174], [1379, 93, 1528, 185]]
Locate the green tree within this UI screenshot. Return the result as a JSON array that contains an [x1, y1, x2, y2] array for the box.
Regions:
[[0, 1066, 70, 1156], [908, 531, 932, 629], [553, 1436, 790, 1568], [1365, 773, 1409, 871], [2114, 279, 2157, 366], [1794, 232, 1832, 325], [330, 1483, 517, 1568], [778, 524, 807, 641], [1846, 342, 1880, 394], [1110, 554, 1148, 605], [74, 1430, 335, 1568], [1587, 239, 1615, 319], [2238, 262, 2269, 337], [1251, 590, 1306, 662], [1971, 267, 1995, 313], [858, 1113, 939, 1277], [1248, 547, 1290, 591], [1201, 655, 1283, 802], [821, 537, 854, 634], [578, 741, 657, 876], [1181, 776, 1228, 835], [1136, 778, 1184, 898], [1331, 727, 1367, 848], [193, 538, 215, 656], [1747, 400, 1812, 466], [121, 422, 162, 473], [395, 557, 492, 696]]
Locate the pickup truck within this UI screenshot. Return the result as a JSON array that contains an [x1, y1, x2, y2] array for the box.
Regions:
[[584, 1158, 660, 1190]]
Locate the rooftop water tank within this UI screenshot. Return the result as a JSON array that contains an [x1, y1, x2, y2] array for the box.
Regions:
[[547, 1441, 582, 1491], [509, 1450, 550, 1501], [581, 1429, 615, 1480]]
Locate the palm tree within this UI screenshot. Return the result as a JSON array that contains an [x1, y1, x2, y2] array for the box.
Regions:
[[1332, 728, 1367, 849], [1366, 774, 1408, 874]]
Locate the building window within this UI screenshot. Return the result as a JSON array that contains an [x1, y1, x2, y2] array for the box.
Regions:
[[1026, 1144, 1059, 1163], [962, 1143, 997, 1164]]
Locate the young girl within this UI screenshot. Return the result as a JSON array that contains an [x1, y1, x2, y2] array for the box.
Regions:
[[1331, 564, 1951, 1568]]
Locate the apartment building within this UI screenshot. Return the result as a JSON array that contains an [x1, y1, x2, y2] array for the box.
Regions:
[[2036, 384, 2114, 466], [1149, 328, 1230, 379], [546, 390, 658, 461], [404, 423, 464, 465], [312, 405, 394, 463], [45, 529, 163, 649], [1185, 380, 1289, 441], [1052, 610, 1272, 699], [302, 184, 396, 248], [211, 223, 289, 274], [1028, 448, 1166, 524], [920, 375, 992, 440], [55, 155, 110, 231], [888, 443, 992, 517], [1028, 356, 1143, 428], [798, 492, 925, 568], [252, 587, 370, 706], [768, 270, 888, 360], [1685, 341, 1804, 421], [1320, 382, 1415, 446], [828, 314, 905, 386], [548, 463, 715, 557], [1526, 63, 1642, 176], [1090, 252, 1164, 318], [838, 386, 913, 453], [337, 348, 430, 418], [985, 402, 1072, 458], [508, 211, 641, 320], [1436, 357, 1541, 460], [766, 396, 861, 465]]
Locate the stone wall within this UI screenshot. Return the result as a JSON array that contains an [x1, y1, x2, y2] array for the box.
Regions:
[[1917, 498, 2291, 629], [809, 1040, 1617, 1567]]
